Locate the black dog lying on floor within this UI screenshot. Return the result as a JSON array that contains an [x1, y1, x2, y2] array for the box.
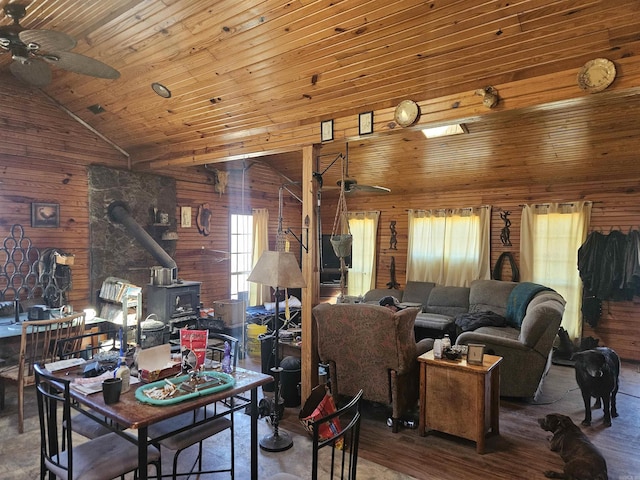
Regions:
[[538, 413, 608, 480], [572, 347, 620, 427]]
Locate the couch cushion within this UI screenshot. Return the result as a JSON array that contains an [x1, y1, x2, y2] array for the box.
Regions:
[[424, 286, 470, 317], [415, 312, 455, 331], [519, 301, 565, 349], [506, 282, 553, 328], [362, 288, 402, 304], [469, 280, 517, 318], [401, 281, 436, 306]]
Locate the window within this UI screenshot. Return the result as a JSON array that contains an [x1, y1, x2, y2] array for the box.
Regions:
[[407, 207, 490, 286], [347, 211, 380, 296], [521, 202, 592, 340], [230, 213, 252, 300]]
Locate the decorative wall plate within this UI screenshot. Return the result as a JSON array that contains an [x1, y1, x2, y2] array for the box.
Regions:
[[394, 99, 420, 127], [577, 58, 616, 93]]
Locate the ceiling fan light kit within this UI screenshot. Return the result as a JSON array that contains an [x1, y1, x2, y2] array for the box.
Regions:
[[0, 3, 120, 87]]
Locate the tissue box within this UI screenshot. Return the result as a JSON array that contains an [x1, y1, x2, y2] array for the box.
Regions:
[[137, 344, 181, 383]]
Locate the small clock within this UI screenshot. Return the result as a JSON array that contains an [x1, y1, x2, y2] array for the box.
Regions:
[[321, 119, 333, 142], [394, 99, 420, 127], [467, 343, 485, 366]]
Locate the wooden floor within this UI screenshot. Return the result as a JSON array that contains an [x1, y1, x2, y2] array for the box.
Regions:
[[273, 358, 640, 480]]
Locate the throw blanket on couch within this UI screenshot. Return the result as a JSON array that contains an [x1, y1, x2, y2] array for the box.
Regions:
[[506, 282, 552, 328], [454, 311, 506, 333]]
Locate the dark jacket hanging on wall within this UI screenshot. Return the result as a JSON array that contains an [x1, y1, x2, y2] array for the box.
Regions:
[[578, 229, 640, 303]]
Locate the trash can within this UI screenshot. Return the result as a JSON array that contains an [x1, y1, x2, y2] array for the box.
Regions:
[[280, 355, 302, 407], [259, 333, 275, 392]]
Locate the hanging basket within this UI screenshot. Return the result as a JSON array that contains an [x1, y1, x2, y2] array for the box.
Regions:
[[330, 234, 352, 258]]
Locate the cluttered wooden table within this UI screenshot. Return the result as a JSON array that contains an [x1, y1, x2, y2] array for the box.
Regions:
[[50, 359, 273, 480]]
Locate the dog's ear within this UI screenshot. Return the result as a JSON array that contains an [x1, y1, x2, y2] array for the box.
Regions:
[[570, 350, 585, 361], [558, 415, 574, 429]]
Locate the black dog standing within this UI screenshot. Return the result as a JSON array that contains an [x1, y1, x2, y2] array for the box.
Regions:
[[572, 347, 620, 427]]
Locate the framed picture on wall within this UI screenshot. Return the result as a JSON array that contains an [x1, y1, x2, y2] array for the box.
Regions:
[[31, 202, 59, 228]]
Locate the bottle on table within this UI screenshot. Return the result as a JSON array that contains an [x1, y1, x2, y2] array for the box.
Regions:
[[115, 357, 131, 393], [222, 341, 232, 373]]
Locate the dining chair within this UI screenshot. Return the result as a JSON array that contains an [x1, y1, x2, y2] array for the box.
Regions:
[[0, 312, 86, 433], [57, 328, 121, 446], [147, 333, 241, 479], [33, 363, 162, 480], [268, 389, 363, 480]]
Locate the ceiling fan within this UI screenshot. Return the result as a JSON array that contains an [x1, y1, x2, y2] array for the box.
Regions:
[[0, 3, 120, 87], [315, 144, 391, 194]]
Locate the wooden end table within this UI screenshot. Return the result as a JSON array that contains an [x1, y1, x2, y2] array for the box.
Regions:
[[418, 350, 502, 454]]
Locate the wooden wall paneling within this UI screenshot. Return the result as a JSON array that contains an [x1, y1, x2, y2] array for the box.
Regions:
[[172, 160, 301, 307], [336, 178, 640, 361]]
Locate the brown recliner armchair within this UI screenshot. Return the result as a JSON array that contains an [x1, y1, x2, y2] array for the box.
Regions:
[[312, 303, 433, 432]]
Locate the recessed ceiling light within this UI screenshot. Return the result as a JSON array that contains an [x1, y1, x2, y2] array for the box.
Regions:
[[422, 124, 468, 138], [151, 82, 171, 98]]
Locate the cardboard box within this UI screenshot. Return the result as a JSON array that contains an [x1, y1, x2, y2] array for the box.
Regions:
[[213, 299, 246, 327], [137, 344, 181, 383]]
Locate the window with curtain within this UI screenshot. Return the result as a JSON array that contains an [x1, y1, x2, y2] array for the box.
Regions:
[[520, 202, 591, 341], [346, 211, 380, 296], [249, 208, 269, 306], [406, 206, 491, 287]]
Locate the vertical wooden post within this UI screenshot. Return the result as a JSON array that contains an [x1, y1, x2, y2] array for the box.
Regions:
[[300, 144, 319, 402]]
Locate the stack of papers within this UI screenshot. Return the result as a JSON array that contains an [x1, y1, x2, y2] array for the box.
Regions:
[[45, 358, 87, 372]]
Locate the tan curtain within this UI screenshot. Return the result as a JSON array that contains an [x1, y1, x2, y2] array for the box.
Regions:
[[406, 206, 491, 287], [521, 201, 591, 340], [346, 211, 380, 296], [249, 208, 270, 306]]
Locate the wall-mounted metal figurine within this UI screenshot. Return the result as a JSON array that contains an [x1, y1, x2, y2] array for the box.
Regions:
[[500, 210, 512, 246], [389, 220, 398, 250], [386, 256, 400, 289]]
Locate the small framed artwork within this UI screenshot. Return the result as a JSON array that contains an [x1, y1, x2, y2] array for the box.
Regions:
[[359, 111, 373, 135], [31, 202, 59, 228], [321, 119, 333, 142], [181, 206, 192, 228], [467, 343, 485, 365]]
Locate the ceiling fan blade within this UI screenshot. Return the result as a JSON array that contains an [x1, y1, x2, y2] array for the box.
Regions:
[[44, 50, 120, 79], [10, 58, 51, 87], [19, 29, 76, 52], [350, 184, 391, 193]]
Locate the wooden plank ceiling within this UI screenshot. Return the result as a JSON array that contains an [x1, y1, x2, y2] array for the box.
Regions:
[[2, 0, 640, 196]]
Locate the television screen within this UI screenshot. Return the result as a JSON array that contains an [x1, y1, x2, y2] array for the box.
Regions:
[[321, 234, 352, 270]]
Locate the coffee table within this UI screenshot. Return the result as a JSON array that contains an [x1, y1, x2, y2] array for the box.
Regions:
[[418, 350, 502, 453]]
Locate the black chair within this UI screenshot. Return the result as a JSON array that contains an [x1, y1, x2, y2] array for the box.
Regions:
[[147, 333, 242, 479], [33, 363, 162, 480], [56, 329, 121, 447], [269, 389, 363, 480]]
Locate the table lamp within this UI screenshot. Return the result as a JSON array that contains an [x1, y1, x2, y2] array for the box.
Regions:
[[248, 250, 306, 452]]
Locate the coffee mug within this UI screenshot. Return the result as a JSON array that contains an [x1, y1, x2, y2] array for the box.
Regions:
[[102, 377, 122, 404]]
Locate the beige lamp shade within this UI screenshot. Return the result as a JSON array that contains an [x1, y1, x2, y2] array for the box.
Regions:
[[247, 250, 306, 289]]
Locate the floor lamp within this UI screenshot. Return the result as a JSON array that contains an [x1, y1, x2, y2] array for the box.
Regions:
[[248, 250, 306, 452]]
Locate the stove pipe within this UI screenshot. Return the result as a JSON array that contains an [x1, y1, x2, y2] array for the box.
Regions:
[[107, 201, 177, 273]]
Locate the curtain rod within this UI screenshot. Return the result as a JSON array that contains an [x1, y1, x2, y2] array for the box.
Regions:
[[404, 205, 490, 212], [518, 201, 596, 207]]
